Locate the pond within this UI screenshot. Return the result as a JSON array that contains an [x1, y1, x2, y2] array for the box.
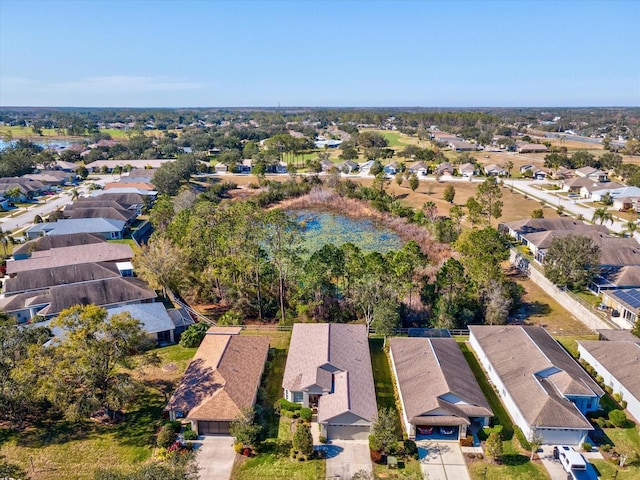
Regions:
[[295, 209, 404, 254], [0, 138, 79, 151]]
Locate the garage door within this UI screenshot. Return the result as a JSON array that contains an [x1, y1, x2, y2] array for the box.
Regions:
[[416, 425, 459, 440], [198, 421, 230, 435], [327, 424, 370, 440], [537, 428, 585, 446]]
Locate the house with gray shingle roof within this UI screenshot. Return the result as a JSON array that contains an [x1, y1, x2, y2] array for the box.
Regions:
[[388, 337, 492, 440], [12, 232, 105, 260], [25, 218, 126, 240], [0, 277, 156, 323], [578, 337, 640, 423], [282, 323, 377, 440], [165, 328, 269, 435], [470, 325, 603, 445], [6, 243, 132, 276]]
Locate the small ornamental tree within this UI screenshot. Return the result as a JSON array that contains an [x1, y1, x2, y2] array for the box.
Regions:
[[229, 407, 261, 447], [370, 408, 399, 454], [443, 184, 455, 203], [292, 423, 313, 456], [608, 409, 627, 428], [179, 322, 209, 348], [157, 424, 177, 448], [485, 431, 503, 463], [409, 174, 419, 192]]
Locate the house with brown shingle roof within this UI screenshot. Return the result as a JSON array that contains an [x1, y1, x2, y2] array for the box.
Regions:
[[282, 323, 377, 440], [470, 325, 603, 445], [578, 337, 640, 423], [12, 232, 105, 260], [165, 328, 269, 435], [388, 337, 492, 440]]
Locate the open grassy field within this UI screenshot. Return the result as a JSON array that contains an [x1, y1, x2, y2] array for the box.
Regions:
[[0, 344, 197, 479]]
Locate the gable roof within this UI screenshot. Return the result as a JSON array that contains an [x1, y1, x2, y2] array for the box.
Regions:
[[3, 262, 121, 295], [12, 232, 105, 258], [25, 218, 125, 237], [0, 277, 156, 317], [6, 243, 133, 275], [165, 331, 269, 422], [470, 325, 603, 430], [89, 192, 147, 205], [501, 218, 608, 237], [106, 303, 175, 334], [389, 337, 492, 425], [578, 340, 640, 403], [596, 329, 640, 342], [575, 166, 604, 176], [282, 323, 377, 424], [64, 207, 136, 222]]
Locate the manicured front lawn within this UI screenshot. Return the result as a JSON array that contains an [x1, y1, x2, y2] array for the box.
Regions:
[[467, 440, 548, 480], [591, 424, 640, 479], [232, 451, 324, 480], [372, 457, 422, 479]]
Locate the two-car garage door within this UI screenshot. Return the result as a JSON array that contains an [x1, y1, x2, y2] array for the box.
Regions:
[[198, 420, 231, 435], [326, 424, 371, 440]]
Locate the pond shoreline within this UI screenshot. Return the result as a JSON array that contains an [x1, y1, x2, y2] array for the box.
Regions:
[[277, 188, 451, 263]]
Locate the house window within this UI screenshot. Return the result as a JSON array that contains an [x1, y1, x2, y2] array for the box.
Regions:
[[293, 392, 303, 404]]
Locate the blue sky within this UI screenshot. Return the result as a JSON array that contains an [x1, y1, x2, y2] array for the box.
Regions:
[[1, 0, 639, 107]]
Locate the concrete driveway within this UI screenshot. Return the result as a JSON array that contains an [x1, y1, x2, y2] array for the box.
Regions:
[[192, 435, 236, 480], [417, 441, 470, 480], [322, 439, 372, 479]]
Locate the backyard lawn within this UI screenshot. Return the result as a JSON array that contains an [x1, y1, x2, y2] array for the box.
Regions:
[[591, 425, 640, 480]]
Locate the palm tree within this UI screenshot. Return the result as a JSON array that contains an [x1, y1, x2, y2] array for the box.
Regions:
[[625, 221, 638, 237], [592, 207, 614, 225], [70, 188, 80, 201], [504, 160, 514, 178], [0, 229, 10, 258]]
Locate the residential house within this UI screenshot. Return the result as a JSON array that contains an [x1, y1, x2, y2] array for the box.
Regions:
[[613, 196, 640, 212], [215, 163, 228, 174], [469, 325, 603, 445], [590, 186, 640, 205], [0, 276, 156, 323], [106, 303, 179, 345], [315, 138, 342, 149], [359, 160, 376, 175], [165, 328, 269, 435], [282, 323, 377, 440], [320, 159, 335, 172], [90, 187, 157, 199], [2, 262, 123, 296], [0, 178, 46, 200], [24, 171, 76, 186], [51, 160, 81, 172], [84, 159, 174, 172], [577, 338, 640, 423], [483, 164, 507, 176], [6, 242, 133, 276], [435, 163, 455, 176], [520, 165, 534, 173], [517, 143, 549, 154], [575, 167, 608, 181], [448, 140, 476, 151], [599, 288, 640, 327], [581, 182, 624, 200], [88, 192, 149, 214], [500, 218, 608, 244], [104, 181, 155, 191], [383, 161, 400, 175], [408, 161, 429, 176], [12, 232, 105, 260], [561, 177, 597, 193], [388, 337, 493, 440], [458, 163, 477, 177], [237, 159, 252, 174], [25, 218, 126, 240], [337, 160, 359, 174]]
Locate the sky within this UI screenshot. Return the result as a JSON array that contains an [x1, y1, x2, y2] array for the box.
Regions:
[[1, 0, 639, 108]]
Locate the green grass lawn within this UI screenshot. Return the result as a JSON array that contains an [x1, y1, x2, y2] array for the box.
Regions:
[[0, 344, 198, 479], [591, 425, 640, 479], [369, 338, 397, 410], [232, 451, 324, 480], [372, 458, 423, 479]]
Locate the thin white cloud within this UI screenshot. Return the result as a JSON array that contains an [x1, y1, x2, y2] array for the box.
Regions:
[[0, 75, 207, 106]]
